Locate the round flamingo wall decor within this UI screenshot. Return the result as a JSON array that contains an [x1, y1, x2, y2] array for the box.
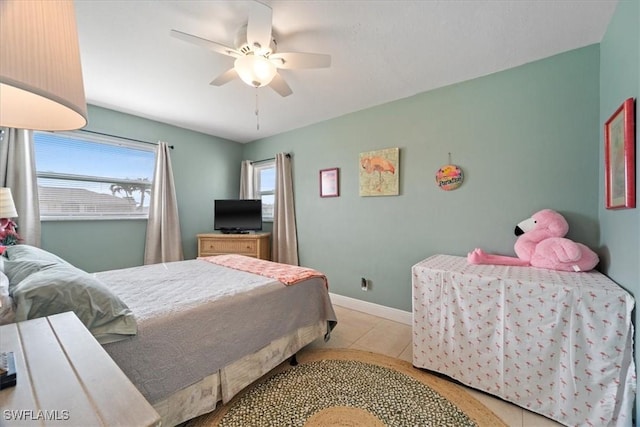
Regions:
[[435, 164, 463, 191]]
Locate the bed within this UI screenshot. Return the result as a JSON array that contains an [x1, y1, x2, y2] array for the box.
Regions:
[[0, 245, 337, 426]]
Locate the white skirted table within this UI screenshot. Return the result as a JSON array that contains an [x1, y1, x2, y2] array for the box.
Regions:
[[412, 255, 636, 427]]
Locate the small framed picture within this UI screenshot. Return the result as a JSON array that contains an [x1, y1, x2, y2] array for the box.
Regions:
[[604, 98, 635, 209], [320, 168, 339, 197]]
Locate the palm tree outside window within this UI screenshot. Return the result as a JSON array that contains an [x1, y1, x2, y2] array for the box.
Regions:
[[33, 131, 156, 220]]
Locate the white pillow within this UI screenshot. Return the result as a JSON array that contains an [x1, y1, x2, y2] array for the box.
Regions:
[[0, 271, 16, 325]]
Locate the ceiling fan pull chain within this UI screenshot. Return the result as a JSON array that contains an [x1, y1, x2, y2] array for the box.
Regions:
[[255, 88, 260, 131]]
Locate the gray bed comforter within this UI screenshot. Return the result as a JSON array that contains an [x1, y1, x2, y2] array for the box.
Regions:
[[95, 259, 336, 403]]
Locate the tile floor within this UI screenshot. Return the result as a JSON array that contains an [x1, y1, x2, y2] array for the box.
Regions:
[[305, 304, 563, 427]]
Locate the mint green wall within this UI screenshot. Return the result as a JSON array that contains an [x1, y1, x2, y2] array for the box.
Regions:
[[40, 105, 242, 272], [599, 0, 639, 292], [243, 45, 601, 311], [599, 0, 639, 419]]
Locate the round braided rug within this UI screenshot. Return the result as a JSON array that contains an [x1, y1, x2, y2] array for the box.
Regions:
[[186, 349, 507, 427]]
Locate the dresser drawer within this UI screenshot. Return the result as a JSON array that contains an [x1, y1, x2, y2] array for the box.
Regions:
[[200, 238, 256, 255], [197, 233, 271, 260]]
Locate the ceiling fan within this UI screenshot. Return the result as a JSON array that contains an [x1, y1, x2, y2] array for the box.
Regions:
[[170, 1, 331, 97]]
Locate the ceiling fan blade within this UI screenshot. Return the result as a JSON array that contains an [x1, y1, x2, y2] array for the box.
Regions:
[[247, 1, 272, 52], [269, 73, 293, 97], [269, 52, 331, 69], [170, 29, 241, 58], [210, 68, 238, 86]]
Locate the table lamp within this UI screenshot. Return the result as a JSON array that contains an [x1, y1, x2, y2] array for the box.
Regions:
[[0, 0, 87, 130], [0, 188, 19, 246]]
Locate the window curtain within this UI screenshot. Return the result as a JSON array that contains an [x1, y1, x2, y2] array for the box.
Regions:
[[272, 153, 298, 265], [239, 160, 254, 199], [0, 128, 41, 246], [144, 142, 183, 264]]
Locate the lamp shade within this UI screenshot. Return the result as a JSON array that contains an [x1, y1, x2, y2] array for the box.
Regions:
[[234, 55, 277, 88], [0, 0, 88, 131], [0, 188, 18, 218]]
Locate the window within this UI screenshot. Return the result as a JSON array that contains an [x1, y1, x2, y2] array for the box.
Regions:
[[253, 160, 275, 221], [34, 131, 156, 220]]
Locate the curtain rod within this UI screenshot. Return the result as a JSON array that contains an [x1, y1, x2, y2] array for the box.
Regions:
[[251, 153, 290, 164], [80, 129, 174, 149]]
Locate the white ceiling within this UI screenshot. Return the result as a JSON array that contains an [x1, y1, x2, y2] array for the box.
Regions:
[[74, 0, 617, 144]]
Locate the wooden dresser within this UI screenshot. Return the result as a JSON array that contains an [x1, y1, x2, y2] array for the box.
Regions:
[[197, 232, 271, 260], [0, 312, 160, 426]]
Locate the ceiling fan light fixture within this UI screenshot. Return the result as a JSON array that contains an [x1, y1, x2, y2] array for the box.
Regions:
[[234, 55, 277, 88]]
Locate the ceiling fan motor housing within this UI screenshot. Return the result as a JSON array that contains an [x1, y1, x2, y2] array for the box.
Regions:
[[234, 25, 277, 56]]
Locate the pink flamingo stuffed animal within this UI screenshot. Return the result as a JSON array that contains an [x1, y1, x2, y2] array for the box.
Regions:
[[467, 209, 599, 272]]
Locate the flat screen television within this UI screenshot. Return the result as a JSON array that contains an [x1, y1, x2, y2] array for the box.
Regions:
[[214, 199, 262, 234]]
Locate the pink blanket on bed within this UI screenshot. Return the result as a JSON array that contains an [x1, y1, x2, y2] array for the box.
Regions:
[[198, 254, 328, 289]]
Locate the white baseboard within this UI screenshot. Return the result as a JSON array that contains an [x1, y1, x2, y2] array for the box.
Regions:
[[329, 293, 412, 326]]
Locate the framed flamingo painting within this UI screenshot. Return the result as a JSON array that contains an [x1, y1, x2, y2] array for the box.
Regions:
[[359, 147, 399, 196], [604, 98, 635, 209]]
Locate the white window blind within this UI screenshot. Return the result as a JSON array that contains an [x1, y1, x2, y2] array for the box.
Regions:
[[34, 131, 156, 220], [253, 161, 275, 221]]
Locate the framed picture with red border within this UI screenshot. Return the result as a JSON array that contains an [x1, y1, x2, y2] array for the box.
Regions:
[[604, 98, 635, 209]]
